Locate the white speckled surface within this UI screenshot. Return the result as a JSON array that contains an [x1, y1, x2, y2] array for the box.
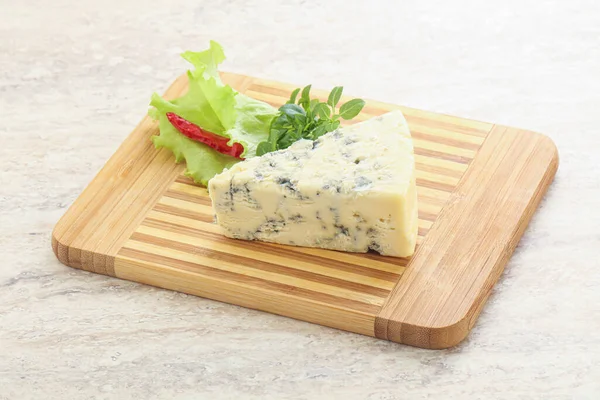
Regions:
[[1, 0, 599, 398]]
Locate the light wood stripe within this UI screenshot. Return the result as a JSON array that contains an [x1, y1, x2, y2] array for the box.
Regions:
[[140, 218, 404, 281], [415, 155, 469, 173], [415, 162, 465, 179], [154, 203, 213, 223], [419, 219, 433, 231], [157, 196, 213, 215], [125, 231, 388, 306], [415, 147, 472, 164], [417, 196, 447, 211], [417, 185, 452, 202], [416, 169, 460, 187]]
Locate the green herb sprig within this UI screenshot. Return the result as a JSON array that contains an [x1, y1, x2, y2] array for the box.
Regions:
[[256, 85, 366, 156]]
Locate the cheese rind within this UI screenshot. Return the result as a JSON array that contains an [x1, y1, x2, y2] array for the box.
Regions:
[[208, 110, 418, 257]]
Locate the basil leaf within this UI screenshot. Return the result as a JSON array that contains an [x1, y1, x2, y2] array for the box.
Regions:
[[328, 86, 343, 108], [263, 85, 364, 155], [287, 88, 300, 104], [311, 124, 328, 139], [300, 84, 312, 109], [313, 103, 331, 119], [339, 99, 365, 120], [279, 103, 305, 116], [294, 113, 307, 126], [309, 99, 320, 111], [256, 141, 272, 156], [324, 120, 340, 132]]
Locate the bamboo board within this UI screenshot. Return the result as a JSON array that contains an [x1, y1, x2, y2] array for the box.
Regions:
[[52, 72, 558, 349]]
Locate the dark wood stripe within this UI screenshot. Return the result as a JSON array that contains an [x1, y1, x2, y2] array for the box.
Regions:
[[411, 130, 482, 151], [416, 162, 465, 179], [405, 115, 490, 137], [358, 105, 387, 117], [415, 147, 472, 165], [176, 175, 197, 185], [129, 231, 391, 298], [248, 98, 280, 108], [416, 178, 457, 193], [349, 251, 410, 267], [164, 189, 212, 206], [143, 217, 405, 279], [418, 211, 438, 222], [417, 194, 449, 208], [119, 247, 381, 314], [247, 84, 293, 99], [154, 203, 214, 223], [418, 227, 429, 237]]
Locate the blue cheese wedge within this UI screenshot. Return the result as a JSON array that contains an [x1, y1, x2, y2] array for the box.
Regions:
[[208, 110, 418, 257]]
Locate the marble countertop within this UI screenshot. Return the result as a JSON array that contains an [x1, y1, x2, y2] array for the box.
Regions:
[[2, 0, 599, 398]]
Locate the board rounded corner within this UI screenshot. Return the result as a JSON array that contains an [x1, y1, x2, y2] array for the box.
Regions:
[[525, 129, 559, 168], [537, 132, 560, 171], [375, 314, 471, 349], [51, 225, 72, 268]]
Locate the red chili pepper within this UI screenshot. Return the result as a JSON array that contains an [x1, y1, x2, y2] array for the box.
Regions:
[[166, 112, 245, 159]]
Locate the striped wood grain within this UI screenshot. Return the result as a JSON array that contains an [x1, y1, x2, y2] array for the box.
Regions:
[[52, 72, 558, 348], [114, 73, 488, 338]]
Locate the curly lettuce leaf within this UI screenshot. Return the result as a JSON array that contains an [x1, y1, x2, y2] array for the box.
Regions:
[[228, 94, 281, 157], [149, 41, 278, 185]]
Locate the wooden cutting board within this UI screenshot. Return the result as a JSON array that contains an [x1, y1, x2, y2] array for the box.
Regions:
[[52, 72, 558, 349]]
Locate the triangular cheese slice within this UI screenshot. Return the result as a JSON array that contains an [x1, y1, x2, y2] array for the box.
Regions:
[[208, 110, 418, 257]]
